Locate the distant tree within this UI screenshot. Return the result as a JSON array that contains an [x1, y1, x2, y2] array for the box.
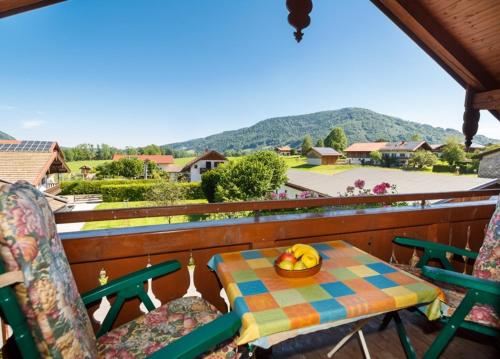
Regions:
[[100, 144, 113, 160], [63, 148, 75, 161], [73, 144, 95, 161], [290, 148, 297, 156], [316, 139, 325, 147], [96, 157, 144, 178], [301, 135, 313, 155], [125, 146, 138, 155], [141, 144, 163, 155], [201, 166, 225, 203], [410, 134, 423, 141], [324, 127, 348, 152], [442, 137, 466, 166], [145, 182, 185, 223], [369, 150, 382, 164], [407, 150, 437, 169], [375, 138, 389, 142]]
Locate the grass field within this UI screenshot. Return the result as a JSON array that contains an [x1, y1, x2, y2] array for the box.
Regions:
[[82, 199, 207, 230], [282, 156, 360, 174], [66, 160, 110, 172]]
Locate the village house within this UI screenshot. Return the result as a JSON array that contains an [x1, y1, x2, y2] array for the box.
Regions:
[[275, 146, 292, 156], [344, 142, 387, 164], [0, 140, 70, 210], [475, 147, 500, 179], [380, 141, 433, 165], [112, 154, 175, 171], [431, 143, 485, 156], [181, 150, 228, 182], [306, 147, 341, 165]]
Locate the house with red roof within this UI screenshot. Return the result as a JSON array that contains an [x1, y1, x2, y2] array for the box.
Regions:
[[344, 142, 387, 164], [112, 154, 178, 173]]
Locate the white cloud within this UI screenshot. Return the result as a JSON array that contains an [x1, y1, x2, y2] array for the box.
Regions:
[[22, 120, 45, 129]]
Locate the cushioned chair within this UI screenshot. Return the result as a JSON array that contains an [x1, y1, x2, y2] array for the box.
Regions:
[[390, 196, 500, 358], [0, 182, 241, 359]]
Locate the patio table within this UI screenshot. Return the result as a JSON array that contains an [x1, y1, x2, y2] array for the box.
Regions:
[[208, 240, 443, 353]]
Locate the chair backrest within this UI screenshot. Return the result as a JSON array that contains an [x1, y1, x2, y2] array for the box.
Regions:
[[472, 196, 500, 282], [0, 182, 97, 358]]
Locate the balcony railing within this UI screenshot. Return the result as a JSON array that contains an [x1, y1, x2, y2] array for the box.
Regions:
[[53, 189, 498, 331], [43, 182, 61, 195]]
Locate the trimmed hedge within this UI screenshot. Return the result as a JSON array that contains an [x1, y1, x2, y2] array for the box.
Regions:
[[101, 183, 156, 202], [61, 179, 204, 202], [432, 163, 478, 174]]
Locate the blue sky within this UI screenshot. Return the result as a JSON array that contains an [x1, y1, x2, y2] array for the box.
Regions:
[[0, 0, 498, 147]]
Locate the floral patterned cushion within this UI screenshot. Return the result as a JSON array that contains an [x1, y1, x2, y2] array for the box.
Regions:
[[438, 281, 499, 329], [0, 182, 97, 357], [472, 196, 500, 281], [97, 296, 238, 358]]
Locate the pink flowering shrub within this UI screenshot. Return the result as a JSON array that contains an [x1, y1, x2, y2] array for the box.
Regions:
[[340, 179, 404, 208]]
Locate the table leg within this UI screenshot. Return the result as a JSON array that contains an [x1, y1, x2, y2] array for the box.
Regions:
[[327, 318, 371, 358], [393, 312, 417, 359]]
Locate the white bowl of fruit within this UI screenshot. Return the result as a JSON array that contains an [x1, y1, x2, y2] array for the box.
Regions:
[[274, 244, 322, 278]]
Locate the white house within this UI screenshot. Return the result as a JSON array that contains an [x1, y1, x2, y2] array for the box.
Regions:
[[181, 150, 228, 182]]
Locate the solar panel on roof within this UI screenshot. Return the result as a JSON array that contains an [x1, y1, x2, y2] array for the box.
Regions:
[[0, 141, 53, 152]]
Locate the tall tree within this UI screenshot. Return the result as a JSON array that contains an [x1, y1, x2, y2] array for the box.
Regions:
[[324, 127, 348, 152], [141, 144, 163, 155], [442, 137, 466, 166], [316, 139, 324, 147], [411, 134, 423, 141], [301, 134, 313, 155], [408, 150, 437, 169]]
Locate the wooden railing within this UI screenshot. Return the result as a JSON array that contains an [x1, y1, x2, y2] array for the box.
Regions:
[[56, 189, 498, 331]]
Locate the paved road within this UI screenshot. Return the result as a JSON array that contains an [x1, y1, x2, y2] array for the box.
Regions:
[[286, 167, 497, 197]]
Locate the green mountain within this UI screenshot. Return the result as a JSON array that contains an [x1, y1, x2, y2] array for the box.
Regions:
[[164, 108, 499, 152], [0, 131, 14, 140]]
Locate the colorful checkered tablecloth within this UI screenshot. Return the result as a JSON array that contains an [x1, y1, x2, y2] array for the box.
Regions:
[[208, 240, 442, 346]]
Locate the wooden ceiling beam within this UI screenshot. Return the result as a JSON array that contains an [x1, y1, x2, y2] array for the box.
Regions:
[[0, 0, 64, 19], [472, 89, 500, 111]]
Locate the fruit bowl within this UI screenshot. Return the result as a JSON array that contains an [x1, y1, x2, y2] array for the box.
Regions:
[[274, 257, 322, 278]]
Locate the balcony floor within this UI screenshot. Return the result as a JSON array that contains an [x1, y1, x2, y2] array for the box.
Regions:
[[256, 310, 498, 358]]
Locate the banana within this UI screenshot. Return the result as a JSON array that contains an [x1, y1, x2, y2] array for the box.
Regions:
[[292, 244, 320, 261]]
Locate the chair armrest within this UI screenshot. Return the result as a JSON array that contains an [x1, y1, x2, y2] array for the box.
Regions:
[[147, 311, 242, 359], [82, 260, 180, 305], [422, 266, 500, 296], [394, 237, 478, 260]]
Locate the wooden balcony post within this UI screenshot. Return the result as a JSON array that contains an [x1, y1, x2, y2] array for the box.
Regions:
[[463, 87, 480, 149]]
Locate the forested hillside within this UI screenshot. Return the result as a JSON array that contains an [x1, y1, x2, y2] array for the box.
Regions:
[[0, 131, 14, 140], [164, 108, 498, 152]]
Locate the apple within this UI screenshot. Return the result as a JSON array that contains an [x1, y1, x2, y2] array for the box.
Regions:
[[276, 252, 297, 265]]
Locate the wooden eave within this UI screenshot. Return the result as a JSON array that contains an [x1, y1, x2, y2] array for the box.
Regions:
[[371, 0, 500, 120], [0, 0, 64, 18]]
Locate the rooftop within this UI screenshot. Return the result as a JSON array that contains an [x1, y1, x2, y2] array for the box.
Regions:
[[286, 167, 497, 198], [112, 154, 174, 164], [308, 147, 341, 156]]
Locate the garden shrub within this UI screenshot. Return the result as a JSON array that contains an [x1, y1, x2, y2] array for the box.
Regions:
[[61, 179, 204, 201], [101, 183, 156, 201]]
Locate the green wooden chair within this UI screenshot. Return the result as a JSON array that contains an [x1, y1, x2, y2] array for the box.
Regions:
[[390, 197, 500, 358], [0, 181, 241, 359]]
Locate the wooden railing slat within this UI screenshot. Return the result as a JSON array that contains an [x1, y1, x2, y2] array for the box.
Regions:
[[55, 189, 499, 224]]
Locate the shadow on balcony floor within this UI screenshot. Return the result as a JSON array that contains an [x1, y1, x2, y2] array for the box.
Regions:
[[255, 310, 498, 358]]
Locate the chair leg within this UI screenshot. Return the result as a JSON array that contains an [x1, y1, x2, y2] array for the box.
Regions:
[[423, 292, 475, 359]]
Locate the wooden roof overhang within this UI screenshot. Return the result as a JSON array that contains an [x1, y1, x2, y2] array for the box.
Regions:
[[371, 0, 500, 147], [0, 0, 64, 18]]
